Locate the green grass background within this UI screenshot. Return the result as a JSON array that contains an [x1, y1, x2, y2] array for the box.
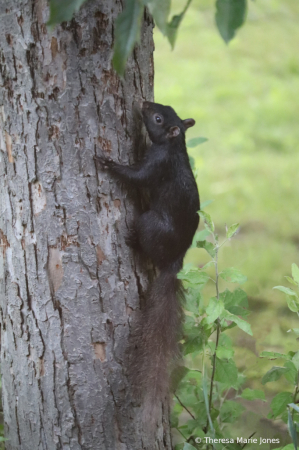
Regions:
[[154, 0, 299, 447]]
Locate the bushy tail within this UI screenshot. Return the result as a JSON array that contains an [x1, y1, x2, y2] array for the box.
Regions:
[[130, 270, 184, 414]]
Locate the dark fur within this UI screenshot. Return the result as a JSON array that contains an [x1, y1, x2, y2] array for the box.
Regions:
[[96, 102, 200, 412]]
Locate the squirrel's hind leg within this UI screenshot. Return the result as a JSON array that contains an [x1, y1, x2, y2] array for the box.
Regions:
[[136, 211, 179, 269]]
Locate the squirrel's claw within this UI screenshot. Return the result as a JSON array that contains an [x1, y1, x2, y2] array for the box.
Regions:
[[94, 155, 114, 170]]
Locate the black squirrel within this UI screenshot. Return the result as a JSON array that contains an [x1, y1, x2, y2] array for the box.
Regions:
[[96, 101, 200, 413]]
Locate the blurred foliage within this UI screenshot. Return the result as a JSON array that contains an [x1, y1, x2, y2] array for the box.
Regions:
[[173, 215, 255, 450], [154, 0, 299, 447], [48, 0, 248, 75], [261, 265, 299, 449], [173, 218, 299, 450], [48, 0, 88, 26]]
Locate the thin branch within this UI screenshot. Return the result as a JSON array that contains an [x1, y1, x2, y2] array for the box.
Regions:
[[174, 394, 196, 420], [291, 370, 299, 418], [241, 431, 257, 449], [205, 242, 221, 432], [207, 320, 220, 413], [175, 427, 188, 441]]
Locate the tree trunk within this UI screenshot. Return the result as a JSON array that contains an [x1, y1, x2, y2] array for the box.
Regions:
[[0, 1, 172, 448]]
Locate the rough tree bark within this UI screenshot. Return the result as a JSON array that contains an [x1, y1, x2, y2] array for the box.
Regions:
[[0, 1, 173, 449]]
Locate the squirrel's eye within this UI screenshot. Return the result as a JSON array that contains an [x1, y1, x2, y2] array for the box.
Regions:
[[154, 114, 162, 124]]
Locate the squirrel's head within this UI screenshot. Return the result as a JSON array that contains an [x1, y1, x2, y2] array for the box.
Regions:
[[142, 102, 195, 145]]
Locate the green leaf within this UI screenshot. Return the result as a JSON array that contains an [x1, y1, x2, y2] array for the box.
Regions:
[[179, 419, 203, 436], [145, 0, 170, 34], [207, 340, 216, 354], [289, 328, 299, 336], [260, 351, 291, 360], [48, 0, 87, 26], [241, 388, 266, 401], [196, 228, 212, 240], [235, 373, 247, 389], [215, 0, 247, 44], [292, 351, 299, 370], [292, 263, 299, 285], [196, 240, 216, 258], [220, 400, 245, 423], [198, 211, 215, 233], [288, 408, 298, 450], [166, 0, 192, 49], [214, 357, 238, 386], [216, 345, 234, 360], [200, 199, 214, 210], [262, 366, 290, 385], [184, 369, 202, 386], [268, 392, 293, 419], [112, 0, 144, 76], [185, 290, 202, 315], [183, 444, 197, 450], [174, 445, 184, 450], [226, 223, 239, 239], [182, 263, 195, 273], [221, 288, 248, 312], [285, 276, 298, 286], [166, 13, 184, 49], [220, 309, 252, 335], [186, 137, 208, 148], [219, 332, 233, 348], [287, 295, 299, 313], [170, 401, 183, 428], [184, 314, 196, 330], [220, 320, 237, 331], [276, 445, 298, 450], [206, 297, 224, 323], [176, 369, 202, 398], [192, 229, 211, 248], [201, 261, 215, 270], [226, 306, 249, 319], [178, 269, 209, 285], [183, 326, 207, 355], [273, 286, 298, 297], [220, 267, 247, 284]]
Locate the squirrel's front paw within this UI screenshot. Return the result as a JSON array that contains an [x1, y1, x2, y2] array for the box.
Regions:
[[94, 155, 115, 170]]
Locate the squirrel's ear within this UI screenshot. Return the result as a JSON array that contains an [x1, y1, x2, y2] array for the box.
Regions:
[[167, 126, 181, 138], [183, 118, 195, 129]]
